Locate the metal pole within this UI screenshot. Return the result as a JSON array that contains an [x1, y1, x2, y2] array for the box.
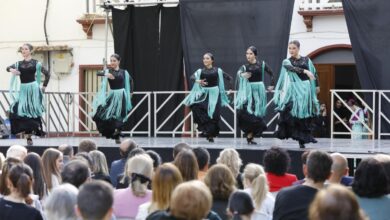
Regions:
[[378, 91, 382, 140], [330, 90, 334, 139]]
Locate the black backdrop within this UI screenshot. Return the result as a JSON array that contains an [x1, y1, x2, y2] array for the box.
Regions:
[[179, 0, 295, 84]]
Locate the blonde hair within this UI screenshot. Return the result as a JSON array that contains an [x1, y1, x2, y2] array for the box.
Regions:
[[42, 148, 62, 191], [89, 150, 109, 175], [126, 154, 153, 197], [216, 148, 242, 177], [170, 180, 212, 220], [243, 163, 269, 210]]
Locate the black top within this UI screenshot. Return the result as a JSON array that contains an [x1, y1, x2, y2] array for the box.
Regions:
[[146, 210, 221, 220], [245, 60, 275, 85], [92, 172, 112, 185], [284, 56, 319, 86], [0, 198, 43, 220], [190, 67, 233, 89], [6, 59, 50, 87], [273, 185, 318, 220], [211, 199, 229, 220]]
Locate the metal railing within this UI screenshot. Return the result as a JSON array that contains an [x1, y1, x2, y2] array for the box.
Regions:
[[299, 0, 343, 11], [378, 91, 390, 139]]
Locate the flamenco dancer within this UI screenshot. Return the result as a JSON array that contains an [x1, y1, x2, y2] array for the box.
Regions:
[[235, 46, 274, 144], [183, 53, 231, 142], [6, 43, 50, 146], [273, 40, 320, 148], [92, 54, 133, 144]]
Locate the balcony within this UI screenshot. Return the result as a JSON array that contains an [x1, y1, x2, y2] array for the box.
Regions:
[[298, 0, 344, 32]]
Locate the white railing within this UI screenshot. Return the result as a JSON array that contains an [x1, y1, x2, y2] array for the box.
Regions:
[[378, 91, 390, 139], [299, 0, 343, 11]]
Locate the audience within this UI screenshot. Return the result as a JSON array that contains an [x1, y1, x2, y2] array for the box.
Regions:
[[293, 150, 310, 185], [42, 148, 63, 192], [73, 152, 93, 171], [0, 157, 22, 196], [228, 190, 266, 220], [23, 153, 46, 200], [374, 153, 390, 187], [116, 147, 147, 189], [58, 144, 74, 165], [328, 153, 349, 185], [89, 150, 111, 184], [172, 142, 191, 160], [77, 139, 97, 153], [146, 150, 162, 170], [6, 145, 27, 160], [110, 139, 138, 187], [216, 148, 244, 189], [44, 183, 79, 220], [61, 159, 91, 188], [173, 150, 199, 182], [193, 147, 210, 180]]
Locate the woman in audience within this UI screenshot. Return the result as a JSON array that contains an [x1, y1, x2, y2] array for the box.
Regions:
[[263, 147, 297, 195], [173, 150, 198, 182], [42, 148, 63, 192], [228, 190, 269, 220], [146, 150, 162, 171], [309, 184, 368, 220], [113, 154, 153, 219], [0, 164, 43, 220], [352, 157, 390, 220], [204, 164, 236, 219], [136, 163, 183, 219], [116, 148, 147, 189], [216, 148, 244, 189], [24, 153, 47, 200], [44, 183, 79, 220], [243, 163, 274, 218], [89, 150, 111, 184], [0, 157, 22, 195]]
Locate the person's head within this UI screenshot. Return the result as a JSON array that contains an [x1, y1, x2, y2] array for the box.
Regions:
[[151, 163, 183, 211], [288, 40, 300, 57], [0, 157, 22, 195], [170, 180, 212, 220], [347, 98, 356, 107], [329, 153, 349, 184], [6, 145, 27, 160], [173, 142, 191, 159], [228, 190, 255, 220], [246, 46, 258, 63], [216, 148, 242, 177], [20, 43, 33, 58], [110, 53, 121, 69], [306, 150, 333, 183], [374, 154, 390, 188], [301, 150, 311, 177], [89, 150, 109, 176], [7, 163, 34, 204], [120, 138, 138, 158], [173, 150, 199, 181], [58, 144, 74, 158], [45, 183, 79, 220], [146, 150, 162, 170], [203, 52, 214, 68], [193, 147, 210, 172], [128, 147, 146, 159], [23, 152, 46, 199], [77, 181, 113, 220], [204, 164, 236, 200], [335, 99, 342, 108], [263, 147, 291, 176], [352, 157, 389, 198], [243, 163, 268, 210], [74, 152, 93, 171], [126, 154, 153, 197], [309, 185, 368, 220], [42, 148, 63, 190], [61, 159, 91, 188], [78, 139, 97, 153]]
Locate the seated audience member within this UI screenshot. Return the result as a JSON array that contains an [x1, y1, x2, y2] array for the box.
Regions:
[[73, 152, 93, 171], [24, 153, 46, 200], [42, 148, 63, 192], [193, 147, 210, 180], [352, 157, 390, 220], [228, 190, 268, 220], [216, 148, 244, 189], [0, 157, 22, 195], [263, 147, 297, 194], [113, 154, 153, 219], [77, 139, 97, 153], [204, 164, 236, 219], [0, 164, 43, 220], [173, 150, 199, 182], [146, 150, 162, 170], [374, 154, 390, 187], [110, 139, 138, 187], [309, 184, 368, 220], [89, 150, 111, 184], [172, 142, 191, 161], [293, 150, 310, 185], [273, 150, 332, 220], [327, 153, 349, 185], [44, 183, 79, 220], [116, 147, 147, 189], [61, 160, 90, 188], [76, 181, 114, 220], [6, 145, 27, 160], [58, 144, 74, 165]]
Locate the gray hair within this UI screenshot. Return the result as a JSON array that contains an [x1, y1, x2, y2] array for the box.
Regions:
[[44, 183, 79, 220]]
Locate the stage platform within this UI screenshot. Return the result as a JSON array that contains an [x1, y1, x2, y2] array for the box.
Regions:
[[1, 137, 388, 179]]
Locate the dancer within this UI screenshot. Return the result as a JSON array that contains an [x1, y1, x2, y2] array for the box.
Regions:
[[183, 53, 230, 142], [236, 46, 274, 144], [92, 54, 133, 144], [348, 99, 365, 140], [273, 40, 320, 148], [6, 43, 50, 146]]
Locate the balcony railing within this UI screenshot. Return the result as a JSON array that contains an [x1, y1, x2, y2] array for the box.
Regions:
[[299, 0, 343, 11]]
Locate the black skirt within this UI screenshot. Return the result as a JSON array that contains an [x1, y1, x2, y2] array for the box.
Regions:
[[190, 98, 221, 138], [9, 103, 45, 136], [237, 109, 267, 137]]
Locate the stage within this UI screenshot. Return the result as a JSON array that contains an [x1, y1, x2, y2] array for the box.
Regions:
[[0, 137, 387, 179]]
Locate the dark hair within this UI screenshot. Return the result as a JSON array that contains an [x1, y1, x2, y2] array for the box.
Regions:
[[146, 150, 162, 169], [128, 147, 146, 159], [247, 46, 258, 56], [228, 190, 255, 220], [58, 144, 74, 156], [307, 150, 333, 183], [24, 153, 46, 199], [77, 181, 113, 220], [120, 139, 138, 158], [173, 150, 199, 182], [193, 147, 210, 170], [289, 40, 301, 49], [74, 152, 93, 170], [204, 164, 236, 200], [8, 163, 34, 204], [61, 160, 90, 188], [110, 53, 121, 62], [301, 150, 311, 165], [0, 157, 22, 195], [173, 142, 191, 159], [263, 147, 291, 176], [23, 43, 33, 51], [352, 158, 389, 198], [204, 52, 215, 61], [78, 139, 97, 153]]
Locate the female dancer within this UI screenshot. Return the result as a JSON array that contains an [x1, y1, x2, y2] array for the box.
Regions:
[[236, 46, 274, 144], [183, 53, 230, 142], [348, 99, 365, 139], [273, 40, 320, 148], [6, 43, 50, 146], [92, 54, 133, 144]]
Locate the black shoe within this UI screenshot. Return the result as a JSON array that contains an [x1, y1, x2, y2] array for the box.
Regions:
[[27, 138, 33, 146], [247, 137, 257, 145], [115, 138, 121, 144], [207, 137, 214, 143], [311, 138, 318, 143], [299, 142, 305, 149]]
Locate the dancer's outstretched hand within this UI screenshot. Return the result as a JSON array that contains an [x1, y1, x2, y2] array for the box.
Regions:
[[10, 68, 21, 75], [241, 72, 252, 79]]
